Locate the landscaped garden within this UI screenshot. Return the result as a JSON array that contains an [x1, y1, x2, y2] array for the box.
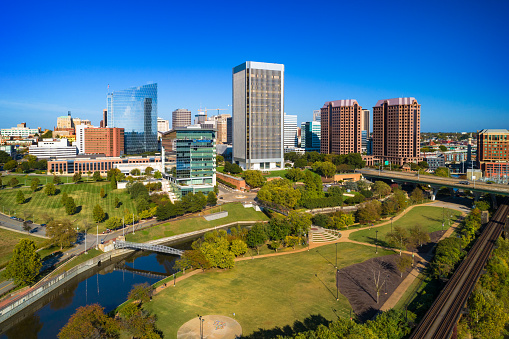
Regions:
[[144, 242, 394, 337], [126, 203, 269, 242], [348, 206, 462, 246]]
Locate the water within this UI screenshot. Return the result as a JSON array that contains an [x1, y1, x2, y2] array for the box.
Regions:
[[0, 242, 190, 339]]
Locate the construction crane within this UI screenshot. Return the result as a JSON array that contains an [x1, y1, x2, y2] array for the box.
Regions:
[[197, 108, 228, 116]]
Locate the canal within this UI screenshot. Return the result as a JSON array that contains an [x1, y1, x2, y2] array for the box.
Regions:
[[0, 241, 191, 339]]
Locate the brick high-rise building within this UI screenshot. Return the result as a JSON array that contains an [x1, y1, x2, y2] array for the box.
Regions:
[[84, 127, 124, 157], [320, 99, 362, 155], [372, 97, 421, 166], [477, 129, 509, 179], [172, 109, 192, 128]]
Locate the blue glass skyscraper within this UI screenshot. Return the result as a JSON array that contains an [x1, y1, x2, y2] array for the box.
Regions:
[[107, 83, 157, 154]]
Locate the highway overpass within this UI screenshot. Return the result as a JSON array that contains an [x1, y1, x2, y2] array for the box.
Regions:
[[357, 168, 509, 198]]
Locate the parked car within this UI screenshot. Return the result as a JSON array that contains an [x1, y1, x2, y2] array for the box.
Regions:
[[29, 227, 38, 233], [458, 181, 470, 185]]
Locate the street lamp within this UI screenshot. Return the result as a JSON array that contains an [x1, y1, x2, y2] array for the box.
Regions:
[[198, 315, 204, 339], [375, 230, 379, 254]]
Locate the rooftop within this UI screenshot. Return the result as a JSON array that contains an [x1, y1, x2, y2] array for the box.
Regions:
[[479, 129, 509, 134], [374, 97, 418, 107], [322, 99, 359, 108]]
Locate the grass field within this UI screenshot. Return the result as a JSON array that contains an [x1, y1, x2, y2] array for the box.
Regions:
[[348, 206, 462, 247], [126, 203, 269, 242], [0, 228, 48, 268], [145, 242, 394, 337], [0, 181, 136, 231]]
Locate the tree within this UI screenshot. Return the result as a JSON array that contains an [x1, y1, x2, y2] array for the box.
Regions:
[[207, 191, 217, 206], [257, 178, 301, 209], [44, 182, 57, 196], [372, 181, 391, 198], [3, 160, 17, 171], [175, 249, 211, 271], [439, 145, 448, 152], [30, 177, 40, 192], [195, 231, 236, 269], [93, 204, 105, 223], [371, 261, 387, 304], [0, 150, 12, 163], [408, 224, 430, 248], [47, 219, 78, 249], [53, 175, 62, 184], [128, 283, 152, 304], [58, 304, 120, 339], [114, 197, 120, 208], [293, 158, 307, 169], [246, 223, 268, 254], [312, 161, 336, 178], [366, 309, 411, 338], [285, 168, 305, 182], [435, 166, 450, 177], [410, 187, 424, 204], [100, 188, 106, 198], [65, 196, 77, 215], [4, 239, 41, 286], [128, 182, 149, 200], [93, 171, 102, 181], [8, 177, 19, 187], [243, 170, 266, 188], [16, 190, 25, 204], [22, 221, 31, 233], [285, 235, 300, 249], [61, 192, 69, 205], [344, 181, 358, 192], [474, 200, 490, 211], [268, 217, 292, 240], [110, 176, 117, 189], [386, 225, 409, 255], [396, 254, 413, 277], [144, 166, 154, 176], [230, 239, 248, 256], [72, 171, 82, 183], [467, 287, 508, 338], [432, 237, 465, 278], [287, 211, 312, 236], [119, 303, 161, 339], [356, 200, 382, 224]]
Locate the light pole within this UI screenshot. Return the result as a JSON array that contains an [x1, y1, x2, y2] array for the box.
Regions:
[[96, 224, 98, 250], [198, 315, 204, 339], [85, 227, 87, 254], [375, 230, 379, 254], [335, 243, 338, 269], [391, 217, 393, 233]]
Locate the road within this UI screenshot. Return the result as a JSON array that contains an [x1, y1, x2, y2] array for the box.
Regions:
[[358, 168, 509, 196], [0, 212, 47, 237], [216, 185, 258, 204]]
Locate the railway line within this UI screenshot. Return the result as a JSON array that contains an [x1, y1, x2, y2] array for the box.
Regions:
[[409, 197, 509, 339]]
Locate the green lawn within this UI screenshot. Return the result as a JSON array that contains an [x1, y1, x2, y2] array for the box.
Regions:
[[349, 206, 462, 247], [0, 181, 136, 231], [126, 203, 269, 242], [262, 169, 289, 178], [145, 242, 394, 337], [0, 228, 48, 268]]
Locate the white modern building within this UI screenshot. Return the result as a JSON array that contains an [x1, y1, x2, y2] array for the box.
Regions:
[[1, 123, 40, 137], [284, 113, 298, 149], [29, 138, 78, 159], [232, 61, 284, 170], [157, 117, 169, 133], [75, 124, 93, 154]]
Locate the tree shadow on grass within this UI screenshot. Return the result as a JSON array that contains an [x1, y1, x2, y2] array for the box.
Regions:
[[242, 314, 330, 339], [75, 205, 82, 214], [364, 236, 393, 249], [24, 197, 32, 204]]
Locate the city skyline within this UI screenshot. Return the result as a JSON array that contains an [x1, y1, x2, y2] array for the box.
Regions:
[[0, 1, 508, 132]]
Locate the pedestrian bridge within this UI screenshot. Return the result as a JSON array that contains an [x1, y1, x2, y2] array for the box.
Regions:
[[114, 241, 184, 256]]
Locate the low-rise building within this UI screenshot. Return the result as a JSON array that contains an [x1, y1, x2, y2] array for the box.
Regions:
[[29, 139, 77, 159], [1, 123, 40, 138], [47, 155, 161, 174]]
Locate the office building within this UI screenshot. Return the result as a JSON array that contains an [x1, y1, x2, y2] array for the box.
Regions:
[[163, 126, 216, 197], [73, 118, 91, 126], [320, 99, 362, 155], [226, 117, 233, 144], [157, 117, 170, 133], [75, 124, 92, 154], [84, 127, 124, 157], [313, 110, 321, 122], [284, 113, 298, 149], [232, 61, 284, 170], [301, 121, 321, 152], [1, 123, 40, 137], [172, 109, 192, 128], [477, 129, 509, 180], [373, 97, 421, 166], [29, 139, 77, 159], [425, 154, 446, 171], [100, 109, 108, 128], [57, 112, 74, 129], [361, 109, 370, 133], [212, 114, 230, 144], [107, 83, 158, 154], [195, 112, 207, 125]]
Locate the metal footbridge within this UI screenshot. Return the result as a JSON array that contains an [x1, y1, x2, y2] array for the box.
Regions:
[[114, 241, 184, 256]]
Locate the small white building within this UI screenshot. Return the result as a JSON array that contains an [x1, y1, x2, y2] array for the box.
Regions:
[[29, 138, 77, 159]]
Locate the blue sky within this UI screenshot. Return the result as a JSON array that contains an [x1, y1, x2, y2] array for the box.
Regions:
[[1, 0, 508, 132]]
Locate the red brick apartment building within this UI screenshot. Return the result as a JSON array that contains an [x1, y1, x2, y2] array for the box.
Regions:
[[477, 129, 509, 178], [320, 99, 362, 155], [84, 128, 124, 157], [373, 97, 421, 166]]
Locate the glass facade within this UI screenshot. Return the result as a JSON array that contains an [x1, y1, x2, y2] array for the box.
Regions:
[[301, 121, 321, 151], [107, 84, 157, 154], [175, 128, 216, 187]]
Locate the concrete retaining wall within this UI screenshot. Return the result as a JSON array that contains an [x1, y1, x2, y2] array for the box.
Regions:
[[203, 211, 228, 221]]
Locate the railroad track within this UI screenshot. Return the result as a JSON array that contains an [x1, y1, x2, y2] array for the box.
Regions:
[[409, 197, 509, 339]]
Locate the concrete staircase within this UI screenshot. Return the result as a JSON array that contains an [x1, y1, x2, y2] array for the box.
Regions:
[[310, 226, 341, 243]]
